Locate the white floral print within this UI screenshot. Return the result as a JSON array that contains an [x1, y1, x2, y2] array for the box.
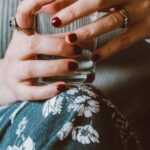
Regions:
[[6, 137, 35, 150], [72, 124, 100, 144], [78, 86, 98, 98], [57, 121, 100, 145], [10, 101, 27, 124], [0, 104, 10, 111], [0, 115, 4, 123], [21, 137, 35, 150], [67, 95, 100, 118], [16, 117, 28, 137], [66, 88, 79, 95], [43, 96, 63, 118], [57, 121, 74, 141]]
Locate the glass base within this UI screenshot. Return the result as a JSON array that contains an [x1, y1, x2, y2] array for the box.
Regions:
[[38, 72, 95, 85]]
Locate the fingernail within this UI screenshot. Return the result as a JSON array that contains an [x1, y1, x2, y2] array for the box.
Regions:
[[57, 84, 67, 91], [68, 33, 78, 43], [68, 62, 79, 71], [91, 54, 101, 62], [85, 73, 95, 82], [51, 17, 62, 27], [74, 45, 82, 55]]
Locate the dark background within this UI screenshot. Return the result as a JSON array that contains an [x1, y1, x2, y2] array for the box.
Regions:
[[94, 39, 150, 150]]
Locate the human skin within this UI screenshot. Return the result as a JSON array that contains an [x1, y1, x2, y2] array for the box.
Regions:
[[39, 0, 150, 61], [0, 0, 82, 105]]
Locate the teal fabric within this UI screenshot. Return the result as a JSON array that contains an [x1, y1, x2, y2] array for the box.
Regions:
[[0, 85, 141, 149]]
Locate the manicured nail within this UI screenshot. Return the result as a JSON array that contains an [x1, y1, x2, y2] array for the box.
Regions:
[[68, 33, 78, 43], [74, 45, 82, 55], [85, 73, 95, 82], [91, 54, 101, 62], [51, 17, 62, 27], [68, 62, 79, 71], [57, 84, 67, 91]]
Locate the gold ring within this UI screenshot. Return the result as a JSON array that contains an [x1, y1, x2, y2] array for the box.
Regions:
[[118, 9, 129, 28]]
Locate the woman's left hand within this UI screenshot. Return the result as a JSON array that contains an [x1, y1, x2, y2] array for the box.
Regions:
[[39, 0, 150, 61]]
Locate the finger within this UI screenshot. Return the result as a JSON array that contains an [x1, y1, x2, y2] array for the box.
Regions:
[[38, 0, 76, 14], [51, 0, 128, 27], [16, 82, 67, 101], [16, 0, 56, 29], [92, 21, 150, 61], [14, 34, 83, 59], [17, 59, 79, 80], [65, 11, 124, 44]]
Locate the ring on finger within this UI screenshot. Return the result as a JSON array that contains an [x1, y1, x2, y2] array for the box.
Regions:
[[118, 8, 129, 28], [9, 17, 35, 34]]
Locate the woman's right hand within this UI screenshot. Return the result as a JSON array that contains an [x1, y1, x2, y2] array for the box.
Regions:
[[0, 0, 80, 105]]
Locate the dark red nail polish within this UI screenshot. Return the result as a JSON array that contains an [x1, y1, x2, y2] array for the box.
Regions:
[[68, 33, 77, 43], [51, 17, 62, 27], [57, 84, 67, 91], [91, 54, 101, 62], [74, 45, 82, 55], [68, 62, 79, 71]]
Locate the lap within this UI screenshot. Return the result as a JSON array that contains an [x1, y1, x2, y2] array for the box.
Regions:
[[0, 84, 141, 150]]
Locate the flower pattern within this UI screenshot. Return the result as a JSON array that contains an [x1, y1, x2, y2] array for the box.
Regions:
[[72, 124, 100, 144], [6, 137, 35, 150], [67, 95, 100, 118], [43, 96, 63, 118], [0, 85, 140, 149]]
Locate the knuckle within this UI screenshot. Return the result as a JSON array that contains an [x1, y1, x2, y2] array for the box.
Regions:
[[26, 91, 35, 101], [106, 45, 116, 56], [24, 61, 34, 78], [79, 27, 92, 40], [27, 35, 38, 51], [13, 85, 22, 100], [108, 13, 121, 27], [119, 35, 131, 49], [66, 8, 76, 20], [58, 41, 66, 53]]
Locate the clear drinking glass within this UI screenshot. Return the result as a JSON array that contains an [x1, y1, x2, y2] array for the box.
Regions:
[[36, 13, 98, 84]]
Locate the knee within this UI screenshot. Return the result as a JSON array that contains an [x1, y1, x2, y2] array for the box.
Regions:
[[57, 84, 102, 118]]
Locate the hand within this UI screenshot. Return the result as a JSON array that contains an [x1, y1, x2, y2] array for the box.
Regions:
[[39, 0, 150, 61], [0, 0, 81, 105]]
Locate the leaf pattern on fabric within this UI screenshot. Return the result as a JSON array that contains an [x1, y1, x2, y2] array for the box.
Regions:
[[57, 122, 74, 141], [10, 101, 27, 124], [6, 137, 35, 150], [42, 96, 63, 118], [16, 117, 28, 137], [0, 104, 10, 111], [72, 124, 100, 144], [78, 85, 98, 98], [0, 115, 4, 123]]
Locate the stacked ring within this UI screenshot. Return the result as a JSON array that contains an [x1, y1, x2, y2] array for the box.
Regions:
[[118, 9, 129, 28]]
